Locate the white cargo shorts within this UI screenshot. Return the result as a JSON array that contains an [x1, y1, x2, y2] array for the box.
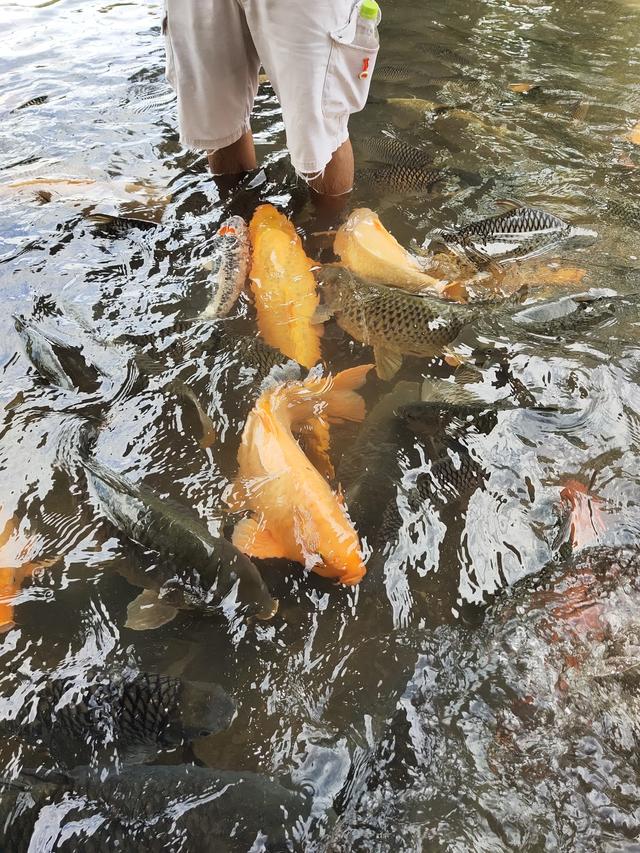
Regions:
[[163, 0, 380, 177]]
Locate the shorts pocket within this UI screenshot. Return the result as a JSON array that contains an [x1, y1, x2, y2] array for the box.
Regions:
[[322, 1, 381, 119]]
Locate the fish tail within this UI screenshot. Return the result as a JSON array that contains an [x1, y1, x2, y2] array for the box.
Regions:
[[322, 364, 374, 423], [559, 479, 607, 551]]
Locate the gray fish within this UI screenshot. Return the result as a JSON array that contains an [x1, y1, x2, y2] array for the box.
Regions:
[[511, 289, 619, 337], [200, 215, 250, 319], [81, 452, 277, 626], [356, 135, 433, 169], [14, 313, 79, 392], [11, 95, 48, 112], [606, 198, 640, 230], [87, 212, 159, 231], [1, 764, 311, 853], [11, 672, 235, 754], [432, 199, 598, 265], [357, 163, 444, 193], [319, 265, 478, 380]]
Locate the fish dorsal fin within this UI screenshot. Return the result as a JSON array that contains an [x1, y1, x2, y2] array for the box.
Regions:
[[323, 364, 373, 422], [494, 198, 527, 212], [232, 516, 288, 560], [125, 589, 178, 631], [373, 344, 403, 381]]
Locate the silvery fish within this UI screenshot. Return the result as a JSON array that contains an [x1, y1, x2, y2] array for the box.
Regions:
[[432, 199, 597, 266], [357, 163, 444, 193], [356, 135, 433, 169], [318, 265, 477, 380], [200, 215, 250, 319]]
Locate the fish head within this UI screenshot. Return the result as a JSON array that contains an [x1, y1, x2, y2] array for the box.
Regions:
[[174, 680, 237, 740], [157, 577, 210, 610]]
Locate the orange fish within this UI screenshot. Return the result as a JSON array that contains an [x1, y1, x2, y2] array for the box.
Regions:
[[0, 514, 57, 632], [559, 479, 606, 550], [248, 204, 322, 369], [230, 364, 373, 585], [625, 120, 640, 146]]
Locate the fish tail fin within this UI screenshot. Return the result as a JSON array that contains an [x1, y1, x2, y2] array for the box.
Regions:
[[558, 478, 607, 551], [322, 364, 374, 423]]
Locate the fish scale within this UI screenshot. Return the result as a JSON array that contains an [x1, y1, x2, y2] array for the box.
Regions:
[[357, 135, 433, 169], [433, 202, 597, 264], [357, 164, 443, 193]]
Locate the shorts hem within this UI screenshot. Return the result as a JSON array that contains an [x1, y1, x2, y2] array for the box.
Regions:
[[292, 118, 350, 178], [179, 120, 252, 152]]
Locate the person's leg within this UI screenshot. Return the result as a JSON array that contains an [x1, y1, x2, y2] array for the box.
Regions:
[[164, 0, 260, 170], [207, 130, 257, 175], [308, 138, 354, 197]]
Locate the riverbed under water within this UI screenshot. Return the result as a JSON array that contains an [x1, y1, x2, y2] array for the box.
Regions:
[[1, 0, 640, 850]]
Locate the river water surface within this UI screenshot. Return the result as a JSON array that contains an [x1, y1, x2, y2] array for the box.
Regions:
[[1, 0, 640, 850]]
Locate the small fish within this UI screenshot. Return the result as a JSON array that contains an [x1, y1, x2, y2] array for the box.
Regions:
[[512, 290, 619, 337], [557, 479, 606, 551], [200, 216, 250, 319], [318, 266, 478, 380], [248, 204, 322, 369], [625, 120, 640, 145], [508, 82, 542, 95], [87, 212, 159, 231], [333, 207, 445, 294], [432, 199, 598, 266], [606, 198, 640, 230], [11, 95, 49, 112], [357, 164, 444, 193], [12, 672, 235, 754], [230, 365, 373, 585], [81, 452, 277, 626], [1, 765, 309, 853], [356, 135, 433, 169]]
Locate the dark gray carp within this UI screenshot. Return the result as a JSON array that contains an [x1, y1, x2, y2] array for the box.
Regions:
[[432, 199, 597, 265], [606, 197, 640, 230], [356, 135, 433, 169], [357, 163, 444, 193], [82, 454, 277, 628], [8, 672, 235, 757], [0, 764, 311, 852]]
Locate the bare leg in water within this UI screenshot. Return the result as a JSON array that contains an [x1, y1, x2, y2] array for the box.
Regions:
[[208, 132, 353, 212]]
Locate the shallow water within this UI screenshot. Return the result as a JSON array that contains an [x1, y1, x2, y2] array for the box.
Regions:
[[1, 0, 640, 849]]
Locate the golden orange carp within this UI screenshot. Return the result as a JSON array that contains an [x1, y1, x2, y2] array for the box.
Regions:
[[0, 514, 57, 632], [249, 204, 322, 369], [229, 364, 373, 585], [334, 207, 445, 295]]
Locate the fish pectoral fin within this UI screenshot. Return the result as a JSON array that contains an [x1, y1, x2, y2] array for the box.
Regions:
[[373, 344, 403, 381], [311, 304, 334, 325], [125, 589, 178, 631], [232, 517, 288, 560]]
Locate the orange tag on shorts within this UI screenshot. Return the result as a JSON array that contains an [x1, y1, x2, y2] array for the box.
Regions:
[[359, 58, 370, 79]]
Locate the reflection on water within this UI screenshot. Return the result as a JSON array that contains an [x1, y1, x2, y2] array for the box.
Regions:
[[0, 0, 640, 849]]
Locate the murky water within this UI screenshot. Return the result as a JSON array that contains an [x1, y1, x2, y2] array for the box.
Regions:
[[1, 0, 640, 849]]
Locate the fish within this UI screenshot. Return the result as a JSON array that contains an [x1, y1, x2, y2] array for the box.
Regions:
[[86, 212, 159, 231], [556, 479, 606, 552], [355, 135, 433, 169], [374, 64, 417, 82], [317, 265, 478, 380], [81, 452, 277, 627], [330, 547, 640, 852], [511, 289, 619, 337], [508, 82, 542, 94], [432, 199, 598, 266], [11, 95, 49, 112], [229, 364, 373, 585], [199, 216, 250, 319], [0, 514, 58, 633], [333, 208, 445, 295], [165, 380, 218, 449], [356, 163, 444, 193], [625, 119, 640, 145], [1, 764, 310, 853], [606, 198, 640, 230], [9, 671, 235, 756], [248, 204, 322, 369]]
